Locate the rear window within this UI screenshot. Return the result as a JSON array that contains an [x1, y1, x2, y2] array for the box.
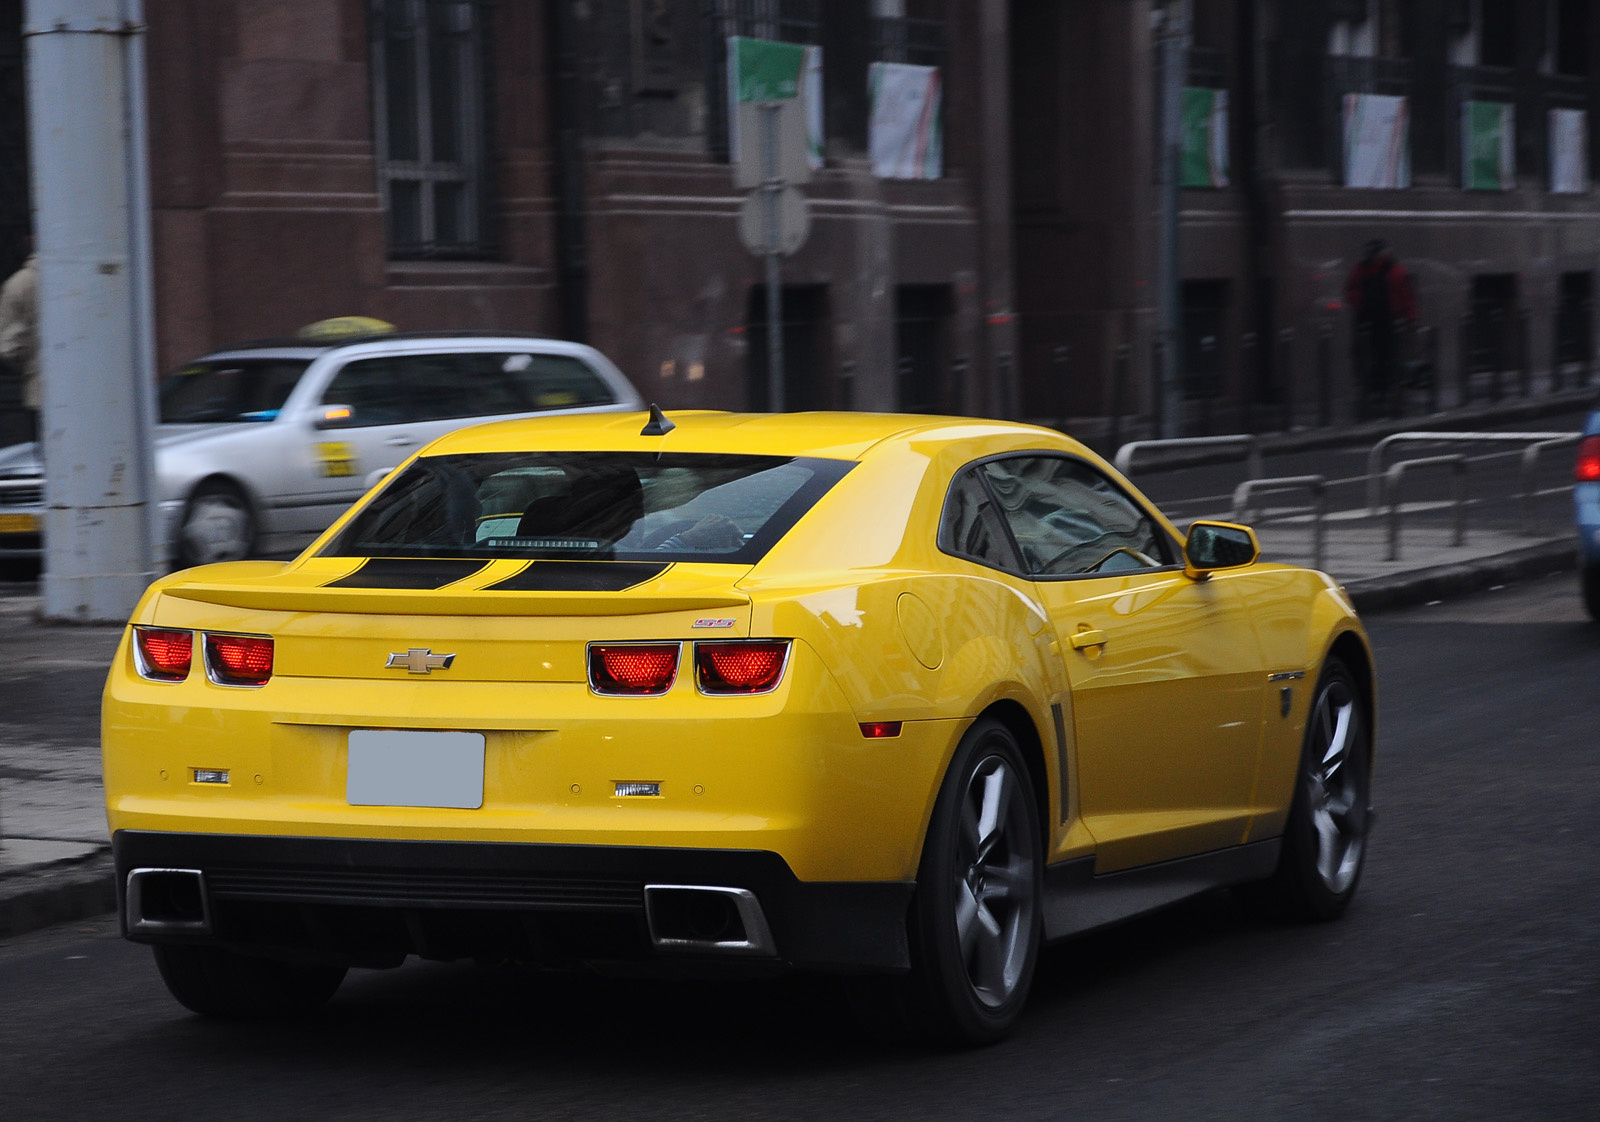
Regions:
[[322, 452, 854, 565], [159, 359, 311, 423]]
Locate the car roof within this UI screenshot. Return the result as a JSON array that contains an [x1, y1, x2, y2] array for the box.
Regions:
[[197, 331, 586, 360], [428, 409, 1083, 463]]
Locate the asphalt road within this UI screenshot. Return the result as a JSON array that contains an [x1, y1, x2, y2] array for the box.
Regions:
[[2, 574, 1597, 1120]]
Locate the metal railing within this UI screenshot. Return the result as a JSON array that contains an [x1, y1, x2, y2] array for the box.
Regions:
[[1114, 434, 1263, 480], [1364, 431, 1579, 513], [1231, 475, 1327, 571], [1384, 455, 1467, 561], [1519, 435, 1584, 535]]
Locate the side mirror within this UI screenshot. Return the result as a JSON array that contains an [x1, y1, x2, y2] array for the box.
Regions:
[[1184, 520, 1260, 580], [313, 404, 356, 430]]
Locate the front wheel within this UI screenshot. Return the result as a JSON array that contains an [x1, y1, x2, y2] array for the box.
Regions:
[[904, 718, 1043, 1045], [152, 944, 346, 1018], [177, 481, 255, 568], [1255, 657, 1372, 921]]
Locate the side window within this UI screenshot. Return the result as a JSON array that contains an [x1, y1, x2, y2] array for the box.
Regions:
[[403, 354, 483, 421], [938, 467, 1021, 572], [499, 353, 616, 410], [321, 358, 410, 426], [981, 456, 1173, 577]]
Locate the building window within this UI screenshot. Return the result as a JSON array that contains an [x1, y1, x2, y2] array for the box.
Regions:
[[1478, 0, 1515, 68], [1554, 0, 1589, 76], [369, 0, 494, 259]]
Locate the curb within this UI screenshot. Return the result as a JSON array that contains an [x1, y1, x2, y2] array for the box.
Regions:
[[0, 846, 116, 940], [1347, 538, 1578, 614]]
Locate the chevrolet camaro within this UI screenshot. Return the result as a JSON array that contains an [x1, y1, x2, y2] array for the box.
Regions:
[[102, 408, 1375, 1043]]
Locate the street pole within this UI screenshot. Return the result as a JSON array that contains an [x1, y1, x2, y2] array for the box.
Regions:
[[1156, 0, 1189, 438], [762, 101, 785, 412], [26, 0, 160, 621]]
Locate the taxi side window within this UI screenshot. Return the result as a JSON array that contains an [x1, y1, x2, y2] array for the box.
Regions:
[[980, 456, 1173, 577], [497, 353, 614, 410], [321, 358, 410, 426], [938, 467, 1022, 572]]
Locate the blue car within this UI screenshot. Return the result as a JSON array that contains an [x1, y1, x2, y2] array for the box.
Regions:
[[1578, 410, 1600, 620]]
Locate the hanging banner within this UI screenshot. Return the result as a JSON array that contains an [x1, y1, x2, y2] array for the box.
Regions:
[[727, 37, 823, 173], [1342, 93, 1410, 189], [1550, 107, 1589, 194], [868, 61, 943, 180], [1461, 100, 1515, 191], [1180, 87, 1229, 188]]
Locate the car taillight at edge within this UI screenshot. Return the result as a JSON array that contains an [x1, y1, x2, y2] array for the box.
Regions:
[[134, 627, 193, 681], [589, 643, 681, 695], [1576, 435, 1600, 483], [695, 640, 791, 695], [204, 633, 274, 686]]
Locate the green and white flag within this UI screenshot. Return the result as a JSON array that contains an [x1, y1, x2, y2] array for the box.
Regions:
[[1550, 107, 1588, 194], [1342, 93, 1410, 189], [727, 37, 823, 170], [1462, 100, 1514, 191], [1180, 87, 1229, 188], [869, 62, 943, 179]]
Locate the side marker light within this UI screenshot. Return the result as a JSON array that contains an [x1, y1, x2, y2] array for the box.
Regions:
[[859, 721, 903, 739]]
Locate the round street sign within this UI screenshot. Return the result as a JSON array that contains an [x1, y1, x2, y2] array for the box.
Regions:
[[738, 186, 811, 257]]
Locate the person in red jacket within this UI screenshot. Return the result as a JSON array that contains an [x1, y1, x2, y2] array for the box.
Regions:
[[1344, 239, 1418, 418]]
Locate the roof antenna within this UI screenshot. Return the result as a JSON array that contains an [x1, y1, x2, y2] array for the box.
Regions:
[[640, 403, 675, 437]]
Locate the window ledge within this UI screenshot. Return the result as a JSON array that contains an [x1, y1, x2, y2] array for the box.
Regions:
[[385, 261, 549, 289]]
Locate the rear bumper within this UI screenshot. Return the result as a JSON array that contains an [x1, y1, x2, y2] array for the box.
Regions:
[[112, 829, 914, 973]]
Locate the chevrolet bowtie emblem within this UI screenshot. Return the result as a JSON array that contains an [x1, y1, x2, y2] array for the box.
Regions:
[[385, 648, 456, 674]]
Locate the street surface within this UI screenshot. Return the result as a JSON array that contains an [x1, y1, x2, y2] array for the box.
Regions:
[[1, 573, 1597, 1119]]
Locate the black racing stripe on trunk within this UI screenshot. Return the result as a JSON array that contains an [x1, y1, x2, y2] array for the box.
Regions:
[[485, 561, 670, 592], [324, 558, 489, 589]]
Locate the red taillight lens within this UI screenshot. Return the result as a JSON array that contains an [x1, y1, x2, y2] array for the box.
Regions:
[[205, 633, 274, 685], [695, 641, 790, 694], [1576, 436, 1600, 483], [590, 644, 680, 695], [134, 627, 192, 681]]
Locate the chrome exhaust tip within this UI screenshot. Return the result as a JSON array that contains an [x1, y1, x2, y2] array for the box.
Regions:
[[126, 868, 212, 935], [643, 885, 775, 956]]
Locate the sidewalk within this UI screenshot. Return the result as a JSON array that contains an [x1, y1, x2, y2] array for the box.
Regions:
[[0, 396, 1588, 941]]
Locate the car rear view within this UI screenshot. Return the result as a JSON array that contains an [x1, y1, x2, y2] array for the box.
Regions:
[[1576, 409, 1600, 620]]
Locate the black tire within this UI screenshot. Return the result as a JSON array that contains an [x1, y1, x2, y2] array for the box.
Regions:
[[903, 717, 1043, 1045], [1255, 657, 1372, 922], [177, 481, 256, 569], [1583, 565, 1600, 623], [152, 944, 345, 1019]]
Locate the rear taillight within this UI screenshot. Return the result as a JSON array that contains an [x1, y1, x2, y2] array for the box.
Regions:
[[134, 627, 193, 682], [204, 633, 274, 686], [694, 640, 791, 695], [1576, 435, 1600, 483], [589, 643, 680, 695]]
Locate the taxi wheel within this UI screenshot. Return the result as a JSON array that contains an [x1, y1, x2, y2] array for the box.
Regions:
[[178, 482, 255, 568], [152, 944, 345, 1019], [1259, 657, 1372, 921], [1583, 566, 1600, 622], [906, 718, 1042, 1045]]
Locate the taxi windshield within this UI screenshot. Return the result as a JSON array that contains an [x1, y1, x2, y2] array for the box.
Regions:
[[159, 359, 312, 423], [323, 451, 854, 565]]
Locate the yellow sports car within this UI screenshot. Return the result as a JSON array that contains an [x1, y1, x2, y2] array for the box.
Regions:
[[102, 409, 1374, 1043]]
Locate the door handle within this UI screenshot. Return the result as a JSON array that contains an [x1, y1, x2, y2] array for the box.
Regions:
[[384, 435, 415, 447], [1068, 627, 1108, 651]]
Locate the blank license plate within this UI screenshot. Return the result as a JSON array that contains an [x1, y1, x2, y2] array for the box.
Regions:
[[347, 730, 485, 809]]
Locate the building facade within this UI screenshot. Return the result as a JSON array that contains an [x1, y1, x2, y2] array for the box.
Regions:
[[2, 1, 1597, 440]]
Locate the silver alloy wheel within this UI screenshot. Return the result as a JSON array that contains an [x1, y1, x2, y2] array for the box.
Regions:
[[1305, 677, 1369, 895], [181, 492, 252, 565], [953, 755, 1037, 1008]]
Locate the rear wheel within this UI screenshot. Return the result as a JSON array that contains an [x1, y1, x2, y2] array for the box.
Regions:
[[1583, 565, 1600, 622], [1256, 657, 1372, 921], [904, 718, 1042, 1045], [152, 944, 345, 1018], [177, 481, 255, 568]]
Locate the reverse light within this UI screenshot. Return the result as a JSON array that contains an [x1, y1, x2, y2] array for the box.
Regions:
[[1576, 435, 1600, 483], [590, 643, 680, 695], [204, 633, 274, 687], [695, 640, 791, 695], [134, 627, 193, 682]]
